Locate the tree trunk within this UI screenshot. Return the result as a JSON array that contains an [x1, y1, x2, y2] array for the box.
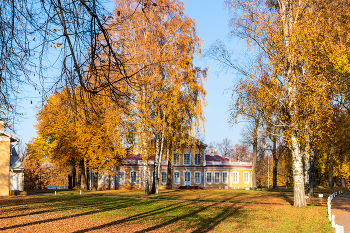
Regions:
[[108, 174, 111, 190], [79, 159, 87, 191], [72, 166, 76, 188], [333, 176, 337, 187], [151, 132, 164, 194], [68, 173, 73, 189], [166, 155, 172, 189], [92, 172, 98, 191], [291, 133, 306, 207], [86, 165, 90, 191], [143, 160, 150, 194], [308, 151, 315, 197], [252, 118, 259, 188], [329, 142, 335, 189], [272, 135, 278, 189], [114, 168, 118, 190], [342, 177, 346, 188], [304, 128, 311, 194]]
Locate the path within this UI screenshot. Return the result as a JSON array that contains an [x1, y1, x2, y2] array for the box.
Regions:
[[331, 192, 350, 233]]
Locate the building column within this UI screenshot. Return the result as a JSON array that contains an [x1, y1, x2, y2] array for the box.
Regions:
[[203, 168, 206, 188], [139, 167, 142, 188]]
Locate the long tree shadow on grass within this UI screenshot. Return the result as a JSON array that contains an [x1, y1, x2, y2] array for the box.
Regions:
[[0, 195, 191, 231]]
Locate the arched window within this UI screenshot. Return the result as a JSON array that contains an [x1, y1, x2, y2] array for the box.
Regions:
[[118, 170, 125, 184], [214, 171, 221, 184], [222, 171, 228, 184], [243, 171, 250, 184], [161, 171, 167, 185], [173, 171, 181, 185], [206, 171, 213, 184], [130, 170, 137, 184], [194, 171, 201, 184], [232, 171, 239, 184]]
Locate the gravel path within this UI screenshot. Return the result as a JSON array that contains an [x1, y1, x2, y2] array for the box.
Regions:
[[331, 192, 350, 233]]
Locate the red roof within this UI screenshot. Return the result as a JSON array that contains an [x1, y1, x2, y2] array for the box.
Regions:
[[125, 154, 155, 161], [205, 155, 238, 162]]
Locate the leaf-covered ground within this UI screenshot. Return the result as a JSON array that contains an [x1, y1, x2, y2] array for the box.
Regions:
[[0, 192, 332, 232], [56, 186, 346, 206]]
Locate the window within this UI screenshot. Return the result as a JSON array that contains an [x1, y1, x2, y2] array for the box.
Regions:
[[130, 171, 137, 184], [232, 171, 239, 184], [183, 153, 191, 165], [214, 172, 220, 184], [243, 171, 250, 184], [174, 171, 180, 185], [206, 172, 212, 184], [194, 153, 201, 165], [173, 153, 180, 165], [222, 172, 228, 184], [194, 171, 201, 184], [161, 171, 167, 185], [118, 171, 125, 184]]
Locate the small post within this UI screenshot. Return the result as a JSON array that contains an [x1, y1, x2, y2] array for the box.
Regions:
[[80, 190, 82, 195], [332, 215, 335, 228], [55, 191, 56, 195]]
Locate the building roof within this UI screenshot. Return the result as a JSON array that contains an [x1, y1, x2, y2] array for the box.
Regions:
[[10, 147, 24, 171], [0, 130, 19, 142], [206, 154, 230, 162]]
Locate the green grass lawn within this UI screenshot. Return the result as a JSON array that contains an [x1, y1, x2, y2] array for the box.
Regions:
[[47, 186, 348, 206], [0, 189, 334, 232]]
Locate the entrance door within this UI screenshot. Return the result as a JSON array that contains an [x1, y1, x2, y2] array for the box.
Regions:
[[184, 171, 191, 186], [11, 173, 19, 191]]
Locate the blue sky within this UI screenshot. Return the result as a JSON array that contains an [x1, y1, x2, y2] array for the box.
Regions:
[[14, 0, 245, 147]]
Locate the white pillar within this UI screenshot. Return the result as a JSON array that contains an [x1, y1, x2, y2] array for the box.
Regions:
[[332, 215, 335, 228]]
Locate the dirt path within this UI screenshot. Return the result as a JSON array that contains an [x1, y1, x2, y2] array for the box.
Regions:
[[331, 192, 350, 232]]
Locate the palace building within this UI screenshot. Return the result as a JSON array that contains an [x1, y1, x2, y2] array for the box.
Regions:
[[94, 144, 253, 190]]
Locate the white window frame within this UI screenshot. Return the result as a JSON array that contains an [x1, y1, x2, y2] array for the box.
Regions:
[[222, 171, 228, 184], [194, 171, 201, 185], [214, 171, 221, 184], [232, 171, 239, 184], [161, 170, 167, 185], [118, 171, 125, 184], [243, 171, 250, 184], [194, 153, 201, 166], [130, 170, 137, 184], [183, 153, 191, 165], [173, 171, 181, 185], [206, 171, 213, 185], [173, 153, 179, 165]]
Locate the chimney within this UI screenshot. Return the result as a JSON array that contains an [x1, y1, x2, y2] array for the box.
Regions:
[[0, 121, 3, 131], [209, 147, 214, 156]]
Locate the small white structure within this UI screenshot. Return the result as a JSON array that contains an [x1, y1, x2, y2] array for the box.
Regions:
[[9, 146, 24, 191]]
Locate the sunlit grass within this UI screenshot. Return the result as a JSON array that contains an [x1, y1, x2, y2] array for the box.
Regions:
[[0, 194, 332, 232]]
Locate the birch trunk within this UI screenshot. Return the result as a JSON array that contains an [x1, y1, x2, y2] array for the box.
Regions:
[[271, 133, 278, 189], [291, 134, 306, 207], [282, 0, 306, 206], [143, 160, 150, 194], [252, 117, 259, 188], [328, 142, 335, 189], [151, 135, 161, 194]]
